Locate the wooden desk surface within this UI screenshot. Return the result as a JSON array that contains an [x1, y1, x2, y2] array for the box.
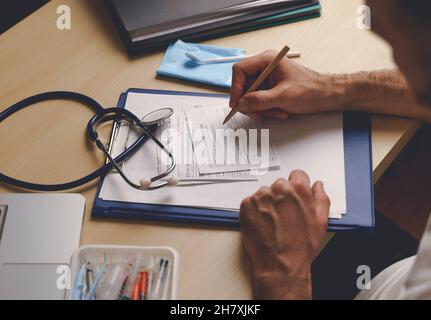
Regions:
[[0, 0, 420, 298]]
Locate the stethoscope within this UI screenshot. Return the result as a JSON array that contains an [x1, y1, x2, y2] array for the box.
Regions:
[[0, 91, 176, 191]]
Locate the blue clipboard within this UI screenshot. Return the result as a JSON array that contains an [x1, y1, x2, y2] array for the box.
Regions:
[[92, 88, 374, 231]]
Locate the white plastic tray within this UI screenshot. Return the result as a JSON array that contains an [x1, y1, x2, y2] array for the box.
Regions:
[[67, 245, 179, 300]]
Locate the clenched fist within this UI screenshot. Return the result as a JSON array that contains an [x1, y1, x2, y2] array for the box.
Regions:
[[240, 170, 330, 300]]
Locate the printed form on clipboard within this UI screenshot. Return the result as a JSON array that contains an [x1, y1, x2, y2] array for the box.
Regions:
[[99, 91, 347, 219], [183, 104, 281, 175], [120, 104, 281, 182]]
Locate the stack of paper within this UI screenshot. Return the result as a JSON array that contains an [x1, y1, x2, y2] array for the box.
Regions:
[[101, 91, 347, 219]]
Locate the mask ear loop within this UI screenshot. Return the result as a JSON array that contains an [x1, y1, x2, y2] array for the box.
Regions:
[[92, 110, 177, 190]]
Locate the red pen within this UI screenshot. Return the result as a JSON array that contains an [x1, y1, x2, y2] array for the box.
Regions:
[[139, 271, 148, 300], [131, 274, 141, 300]]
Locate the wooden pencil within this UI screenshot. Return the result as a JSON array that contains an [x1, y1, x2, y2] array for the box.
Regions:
[[223, 45, 291, 125]]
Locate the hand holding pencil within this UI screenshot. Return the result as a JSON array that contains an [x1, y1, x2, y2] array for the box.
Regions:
[[224, 46, 290, 124], [226, 46, 345, 123]]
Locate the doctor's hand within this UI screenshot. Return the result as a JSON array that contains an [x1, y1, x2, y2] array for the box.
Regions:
[[240, 170, 330, 300], [230, 50, 346, 120]]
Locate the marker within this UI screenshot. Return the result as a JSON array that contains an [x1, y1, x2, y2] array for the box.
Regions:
[[146, 257, 154, 299], [153, 259, 168, 299], [85, 263, 106, 300], [161, 265, 171, 300], [85, 262, 94, 295], [121, 260, 141, 300], [131, 274, 141, 300], [72, 262, 87, 300], [139, 271, 148, 300]]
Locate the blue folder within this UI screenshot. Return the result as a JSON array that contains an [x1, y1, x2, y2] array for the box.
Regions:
[[92, 89, 375, 232]]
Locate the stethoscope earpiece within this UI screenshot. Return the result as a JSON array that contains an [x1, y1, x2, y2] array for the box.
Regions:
[[167, 177, 178, 186], [139, 179, 152, 190]]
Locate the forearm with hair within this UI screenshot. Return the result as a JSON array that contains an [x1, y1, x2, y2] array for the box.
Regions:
[[330, 69, 431, 122]]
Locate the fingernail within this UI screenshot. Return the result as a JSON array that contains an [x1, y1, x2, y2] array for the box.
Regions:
[[317, 181, 324, 189]]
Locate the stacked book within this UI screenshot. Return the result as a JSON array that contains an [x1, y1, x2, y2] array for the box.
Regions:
[[104, 0, 321, 55]]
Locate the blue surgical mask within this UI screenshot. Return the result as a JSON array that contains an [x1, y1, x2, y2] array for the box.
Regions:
[[157, 39, 246, 88]]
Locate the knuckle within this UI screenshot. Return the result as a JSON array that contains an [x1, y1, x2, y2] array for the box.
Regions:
[[318, 214, 329, 229], [250, 194, 260, 205], [253, 186, 272, 201], [259, 50, 277, 63], [271, 178, 289, 193], [258, 186, 271, 194], [239, 201, 251, 226], [290, 169, 308, 177], [248, 187, 275, 212], [274, 186, 301, 207], [289, 177, 304, 189], [285, 182, 296, 194], [314, 196, 330, 226], [290, 179, 310, 196], [279, 183, 296, 197], [321, 193, 331, 206], [240, 197, 251, 211]]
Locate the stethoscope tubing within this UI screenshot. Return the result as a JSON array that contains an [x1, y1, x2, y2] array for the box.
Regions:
[[0, 91, 148, 191], [89, 108, 176, 190]]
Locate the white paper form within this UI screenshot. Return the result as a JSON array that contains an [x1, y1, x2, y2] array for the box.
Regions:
[[99, 92, 346, 219], [118, 106, 259, 182], [184, 104, 281, 174]]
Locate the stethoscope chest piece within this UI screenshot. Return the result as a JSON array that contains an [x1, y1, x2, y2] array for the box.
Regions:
[[141, 108, 173, 126]]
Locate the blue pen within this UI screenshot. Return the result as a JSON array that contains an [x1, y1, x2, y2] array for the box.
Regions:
[[84, 263, 106, 300], [72, 262, 87, 300]]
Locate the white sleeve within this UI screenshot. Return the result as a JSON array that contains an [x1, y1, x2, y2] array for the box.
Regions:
[[397, 213, 431, 299]]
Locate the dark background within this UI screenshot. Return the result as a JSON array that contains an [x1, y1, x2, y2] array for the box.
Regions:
[[0, 0, 49, 33]]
